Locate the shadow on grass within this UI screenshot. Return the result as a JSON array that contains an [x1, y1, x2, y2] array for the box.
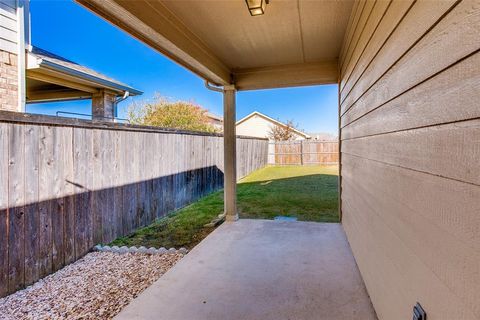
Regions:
[[110, 172, 339, 250]]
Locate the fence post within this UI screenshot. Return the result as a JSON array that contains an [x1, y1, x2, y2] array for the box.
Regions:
[[300, 140, 304, 165]]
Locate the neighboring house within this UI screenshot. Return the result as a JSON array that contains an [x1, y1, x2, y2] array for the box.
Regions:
[[0, 0, 142, 120], [307, 132, 338, 141], [205, 111, 223, 131], [236, 111, 310, 141]]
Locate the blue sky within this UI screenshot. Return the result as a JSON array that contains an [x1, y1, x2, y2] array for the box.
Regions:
[[28, 0, 338, 134]]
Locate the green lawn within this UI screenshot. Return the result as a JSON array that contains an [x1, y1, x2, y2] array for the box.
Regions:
[[110, 165, 339, 249]]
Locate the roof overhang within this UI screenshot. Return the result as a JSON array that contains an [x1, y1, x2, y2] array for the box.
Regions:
[[26, 50, 142, 103], [77, 0, 232, 86], [233, 60, 338, 91], [76, 0, 353, 91]]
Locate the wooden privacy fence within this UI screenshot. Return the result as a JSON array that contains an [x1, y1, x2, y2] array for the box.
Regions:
[[269, 140, 339, 165], [0, 112, 268, 297]]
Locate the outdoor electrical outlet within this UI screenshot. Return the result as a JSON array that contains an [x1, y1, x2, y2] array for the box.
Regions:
[[413, 302, 426, 320]]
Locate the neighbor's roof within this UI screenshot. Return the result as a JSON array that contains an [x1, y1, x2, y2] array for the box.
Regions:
[[307, 132, 338, 141], [205, 111, 223, 121], [236, 111, 311, 139], [27, 46, 143, 96]]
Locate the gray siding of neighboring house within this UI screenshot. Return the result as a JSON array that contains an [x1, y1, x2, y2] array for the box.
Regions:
[[0, 0, 20, 111], [0, 0, 18, 54]]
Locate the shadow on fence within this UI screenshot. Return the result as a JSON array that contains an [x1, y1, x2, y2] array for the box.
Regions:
[[0, 166, 224, 297]]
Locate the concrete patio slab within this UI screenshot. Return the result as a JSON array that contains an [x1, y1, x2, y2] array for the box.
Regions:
[[115, 219, 377, 320]]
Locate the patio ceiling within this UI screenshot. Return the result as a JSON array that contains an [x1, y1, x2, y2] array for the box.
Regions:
[[76, 0, 354, 90]]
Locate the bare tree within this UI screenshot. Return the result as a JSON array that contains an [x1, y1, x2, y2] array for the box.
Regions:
[[268, 120, 298, 141]]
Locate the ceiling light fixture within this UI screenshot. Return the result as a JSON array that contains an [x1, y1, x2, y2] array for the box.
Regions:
[[245, 0, 269, 16]]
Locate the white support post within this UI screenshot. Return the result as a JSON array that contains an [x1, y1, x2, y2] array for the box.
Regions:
[[17, 0, 27, 112], [223, 85, 238, 221]]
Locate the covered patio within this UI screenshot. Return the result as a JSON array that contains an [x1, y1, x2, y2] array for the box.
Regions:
[[76, 0, 351, 223], [72, 0, 480, 319], [115, 220, 376, 320]]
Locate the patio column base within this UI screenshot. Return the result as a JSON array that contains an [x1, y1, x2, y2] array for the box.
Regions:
[[225, 213, 239, 222]]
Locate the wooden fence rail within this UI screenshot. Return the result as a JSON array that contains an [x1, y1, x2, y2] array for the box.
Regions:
[[269, 140, 339, 165], [0, 112, 268, 297]]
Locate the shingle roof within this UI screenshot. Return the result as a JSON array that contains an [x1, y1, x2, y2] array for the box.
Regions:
[[306, 132, 338, 141], [205, 111, 223, 121], [29, 46, 142, 96]]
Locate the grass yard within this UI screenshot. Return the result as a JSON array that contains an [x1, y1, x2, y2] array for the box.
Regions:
[[111, 165, 338, 249]]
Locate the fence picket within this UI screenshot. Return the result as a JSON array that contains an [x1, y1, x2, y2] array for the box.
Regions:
[[270, 140, 339, 165]]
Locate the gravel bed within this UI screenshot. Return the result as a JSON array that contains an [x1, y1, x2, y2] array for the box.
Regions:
[[0, 252, 184, 320]]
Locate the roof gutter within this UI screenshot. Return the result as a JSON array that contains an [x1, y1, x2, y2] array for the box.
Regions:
[[204, 80, 224, 93], [114, 91, 130, 118]]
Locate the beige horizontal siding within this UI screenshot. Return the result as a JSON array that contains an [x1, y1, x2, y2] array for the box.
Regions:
[[339, 0, 480, 319], [340, 0, 376, 74], [339, 0, 414, 97], [339, 0, 391, 89], [342, 118, 480, 185], [338, 0, 365, 67], [342, 0, 480, 127], [341, 51, 480, 139], [341, 0, 457, 114]]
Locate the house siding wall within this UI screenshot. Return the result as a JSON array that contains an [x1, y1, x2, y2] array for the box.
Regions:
[[236, 115, 305, 141], [0, 0, 18, 54], [339, 1, 480, 319], [0, 0, 20, 111], [0, 49, 18, 111]]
